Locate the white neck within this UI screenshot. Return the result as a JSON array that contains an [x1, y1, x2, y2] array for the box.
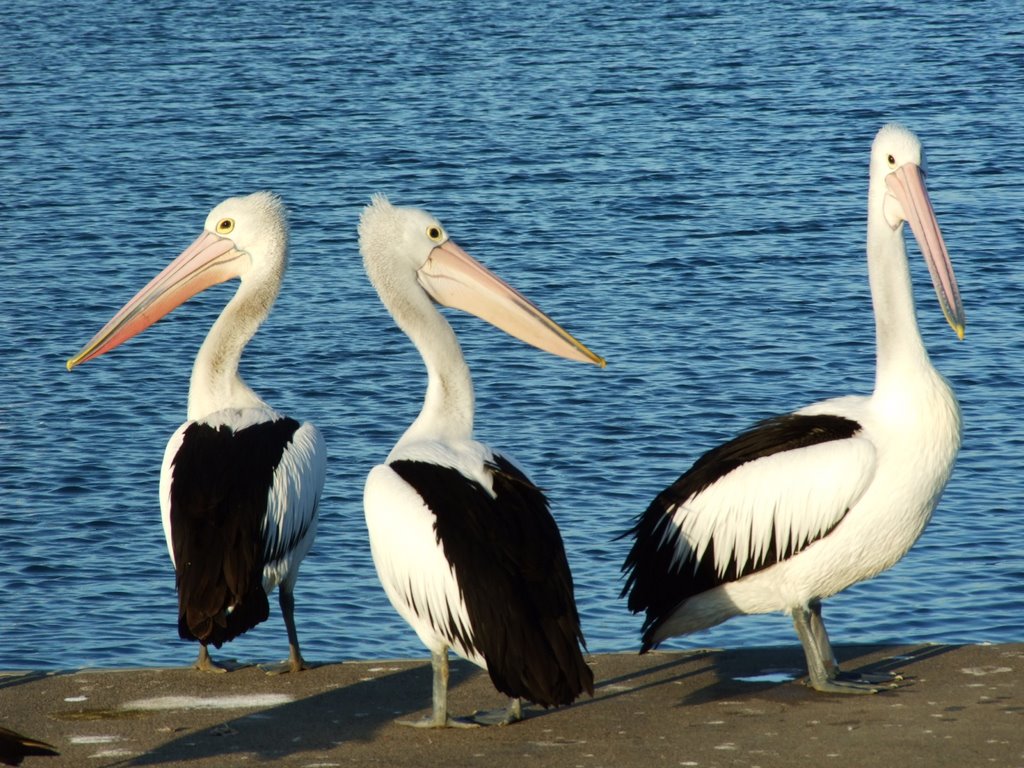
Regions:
[[187, 279, 274, 421], [387, 282, 475, 455], [867, 198, 935, 396]]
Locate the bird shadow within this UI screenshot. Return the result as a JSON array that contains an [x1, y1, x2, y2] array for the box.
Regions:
[[676, 642, 961, 705], [101, 660, 469, 767], [581, 649, 717, 708], [558, 643, 961, 714], [0, 670, 57, 692], [86, 644, 960, 765]]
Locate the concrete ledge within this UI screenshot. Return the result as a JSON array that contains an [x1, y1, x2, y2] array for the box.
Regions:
[[1, 644, 1021, 766]]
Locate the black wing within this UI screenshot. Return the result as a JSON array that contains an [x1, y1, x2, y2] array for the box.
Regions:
[[390, 455, 594, 706], [168, 417, 301, 647]]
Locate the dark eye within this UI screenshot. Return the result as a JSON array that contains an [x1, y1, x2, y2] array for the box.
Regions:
[[216, 218, 235, 234], [886, 154, 896, 167], [426, 225, 443, 242]]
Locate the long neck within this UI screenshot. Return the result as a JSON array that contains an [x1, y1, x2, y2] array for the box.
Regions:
[[187, 281, 272, 420], [867, 204, 934, 394], [389, 286, 475, 454]]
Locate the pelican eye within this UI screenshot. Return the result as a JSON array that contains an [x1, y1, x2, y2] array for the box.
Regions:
[[886, 154, 896, 168], [426, 225, 444, 242], [216, 218, 235, 235]]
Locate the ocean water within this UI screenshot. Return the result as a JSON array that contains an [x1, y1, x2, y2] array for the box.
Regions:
[[0, 0, 1021, 670]]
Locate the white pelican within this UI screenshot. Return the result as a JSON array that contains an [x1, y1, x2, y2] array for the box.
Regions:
[[359, 195, 604, 726], [67, 191, 326, 674], [622, 124, 965, 694]]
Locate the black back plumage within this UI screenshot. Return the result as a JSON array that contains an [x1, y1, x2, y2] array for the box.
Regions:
[[622, 413, 862, 649], [389, 455, 594, 707], [168, 417, 301, 647]]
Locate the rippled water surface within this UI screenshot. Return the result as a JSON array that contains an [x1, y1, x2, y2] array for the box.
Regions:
[[1, 1, 1022, 670]]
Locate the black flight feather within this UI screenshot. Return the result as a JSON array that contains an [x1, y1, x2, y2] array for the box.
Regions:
[[168, 417, 301, 648], [389, 455, 593, 707], [621, 413, 861, 650]]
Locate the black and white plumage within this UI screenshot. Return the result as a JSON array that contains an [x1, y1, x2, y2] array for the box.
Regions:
[[68, 192, 326, 673], [359, 195, 603, 726], [622, 124, 965, 694]]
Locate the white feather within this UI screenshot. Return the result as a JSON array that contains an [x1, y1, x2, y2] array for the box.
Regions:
[[159, 423, 188, 566], [668, 434, 877, 578], [363, 462, 485, 668], [262, 420, 326, 591], [158, 410, 325, 593]]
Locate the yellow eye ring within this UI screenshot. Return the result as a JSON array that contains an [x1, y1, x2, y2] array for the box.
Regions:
[[886, 154, 896, 168], [216, 218, 235, 235], [426, 225, 443, 242]]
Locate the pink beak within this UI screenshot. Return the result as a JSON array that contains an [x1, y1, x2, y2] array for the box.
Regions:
[[885, 163, 966, 339], [417, 239, 605, 367], [67, 231, 245, 370]]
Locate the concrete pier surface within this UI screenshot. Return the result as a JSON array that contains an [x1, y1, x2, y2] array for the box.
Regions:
[[1, 643, 1021, 767]]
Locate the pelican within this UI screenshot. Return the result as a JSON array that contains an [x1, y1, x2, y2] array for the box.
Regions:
[[359, 195, 603, 726], [67, 192, 326, 674], [622, 124, 965, 693], [0, 726, 58, 766]]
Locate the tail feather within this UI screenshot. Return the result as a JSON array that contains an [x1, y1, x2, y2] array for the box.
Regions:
[[179, 586, 270, 648]]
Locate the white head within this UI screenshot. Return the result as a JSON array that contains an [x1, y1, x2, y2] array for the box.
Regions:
[[869, 124, 965, 339], [358, 194, 448, 317], [206, 190, 289, 283], [358, 194, 605, 367], [67, 191, 290, 369]]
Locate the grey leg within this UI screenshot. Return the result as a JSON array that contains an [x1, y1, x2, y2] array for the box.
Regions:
[[399, 648, 478, 728], [811, 601, 901, 687], [193, 644, 228, 673], [792, 604, 880, 694], [807, 599, 839, 678], [261, 583, 308, 674]]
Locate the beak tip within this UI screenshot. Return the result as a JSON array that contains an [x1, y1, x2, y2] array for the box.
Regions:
[[950, 312, 966, 341]]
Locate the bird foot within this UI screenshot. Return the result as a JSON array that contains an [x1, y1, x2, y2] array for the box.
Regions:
[[193, 656, 233, 673], [258, 655, 309, 675], [805, 669, 903, 694], [469, 699, 524, 726], [467, 709, 522, 726], [397, 714, 480, 729], [837, 669, 904, 685]]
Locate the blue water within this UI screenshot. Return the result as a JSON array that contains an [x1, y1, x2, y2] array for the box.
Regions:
[[1, 1, 1021, 670]]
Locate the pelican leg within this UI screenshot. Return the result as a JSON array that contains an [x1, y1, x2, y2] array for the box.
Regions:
[[193, 644, 229, 673], [261, 583, 308, 675], [505, 697, 523, 724], [806, 599, 840, 678], [792, 604, 879, 694], [808, 601, 901, 687], [399, 648, 479, 728]]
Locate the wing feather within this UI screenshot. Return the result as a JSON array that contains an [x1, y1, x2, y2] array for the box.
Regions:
[[262, 421, 326, 567], [623, 413, 877, 637], [159, 414, 315, 647], [365, 453, 593, 706], [673, 438, 876, 579], [364, 463, 478, 660]]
